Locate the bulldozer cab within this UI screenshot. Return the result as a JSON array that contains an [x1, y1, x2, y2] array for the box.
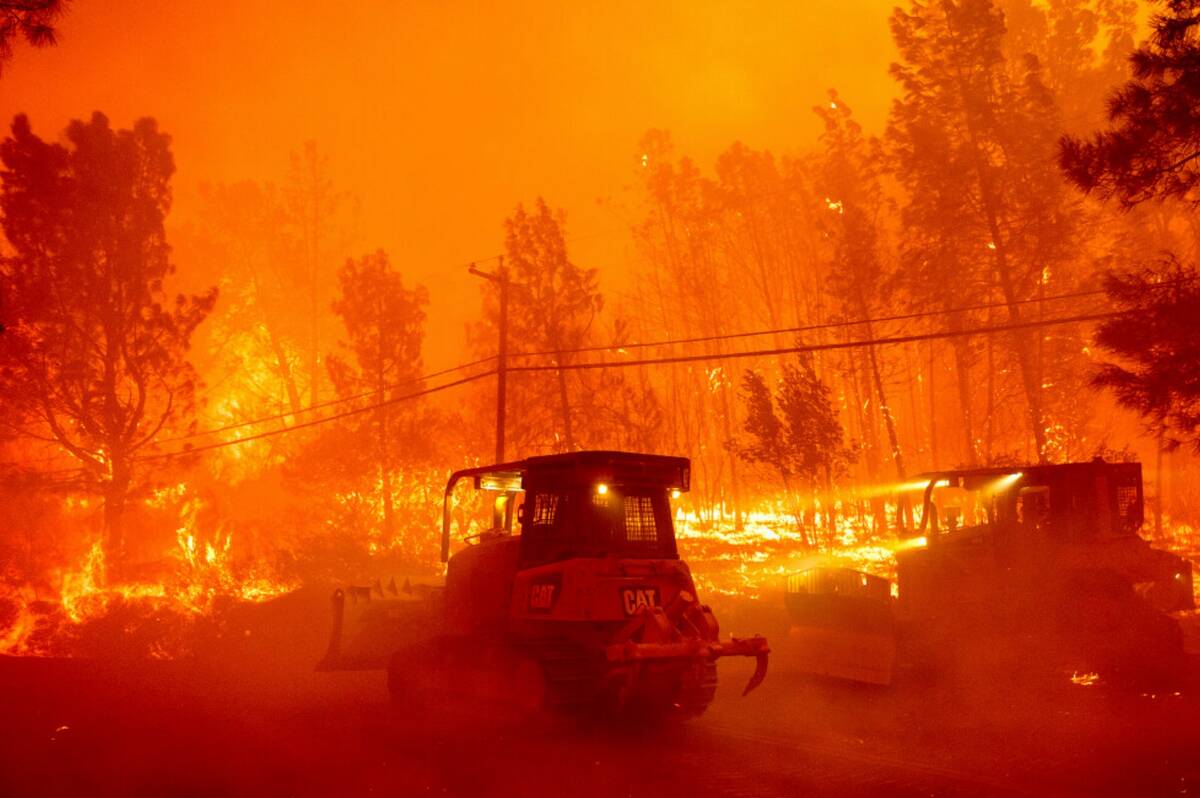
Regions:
[[442, 451, 689, 568], [893, 459, 1195, 679], [912, 460, 1145, 546]]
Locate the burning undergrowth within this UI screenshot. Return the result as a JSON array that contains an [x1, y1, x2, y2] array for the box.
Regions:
[[4, 481, 1198, 659], [675, 506, 904, 601], [0, 509, 298, 659], [0, 468, 483, 659]]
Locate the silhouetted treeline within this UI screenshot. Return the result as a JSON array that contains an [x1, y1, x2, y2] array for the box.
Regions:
[[6, 0, 1200, 590]]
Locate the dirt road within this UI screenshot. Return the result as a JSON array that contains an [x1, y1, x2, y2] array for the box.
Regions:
[[2, 588, 1198, 797], [2, 642, 1198, 798]]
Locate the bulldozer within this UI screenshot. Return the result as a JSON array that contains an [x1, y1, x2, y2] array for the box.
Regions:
[[785, 459, 1195, 685], [319, 450, 769, 718]]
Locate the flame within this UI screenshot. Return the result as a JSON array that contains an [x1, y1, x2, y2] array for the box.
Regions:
[[60, 540, 108, 624], [5, 476, 1198, 659], [1, 486, 297, 657], [0, 599, 39, 655], [676, 507, 901, 600]]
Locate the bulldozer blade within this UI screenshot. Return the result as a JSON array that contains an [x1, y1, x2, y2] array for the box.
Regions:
[[742, 650, 769, 696], [317, 583, 439, 672]]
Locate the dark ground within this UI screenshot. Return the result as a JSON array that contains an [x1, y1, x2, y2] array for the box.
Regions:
[[2, 590, 1198, 798]]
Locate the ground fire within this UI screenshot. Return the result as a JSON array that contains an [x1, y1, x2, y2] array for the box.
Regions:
[[5, 1, 1200, 796]]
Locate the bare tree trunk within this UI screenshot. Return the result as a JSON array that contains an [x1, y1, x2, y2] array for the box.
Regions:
[[824, 464, 836, 542], [928, 340, 939, 468], [851, 349, 885, 532], [867, 343, 905, 480], [309, 155, 322, 408], [250, 268, 303, 416], [378, 382, 395, 542], [810, 480, 821, 547], [266, 325, 303, 416], [718, 379, 744, 531], [380, 410, 395, 540], [951, 335, 978, 467], [555, 355, 575, 450], [904, 345, 923, 468], [309, 223, 320, 407], [1155, 432, 1165, 540], [104, 455, 130, 579], [867, 341, 911, 532], [961, 107, 1048, 462], [940, 6, 1048, 463], [985, 325, 995, 465]]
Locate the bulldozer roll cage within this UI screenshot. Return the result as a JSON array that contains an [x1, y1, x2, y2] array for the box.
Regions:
[[441, 451, 691, 562]]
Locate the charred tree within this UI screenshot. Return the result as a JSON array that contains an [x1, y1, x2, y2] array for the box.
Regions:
[[736, 360, 855, 544], [490, 198, 601, 454], [0, 112, 215, 569], [285, 142, 342, 410], [327, 250, 428, 543], [889, 0, 1084, 464]]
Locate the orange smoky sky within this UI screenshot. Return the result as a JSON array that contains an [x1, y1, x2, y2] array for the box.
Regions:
[[1, 0, 896, 369]]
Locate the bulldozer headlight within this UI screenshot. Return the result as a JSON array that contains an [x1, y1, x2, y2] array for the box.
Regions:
[[596, 483, 608, 495], [896, 536, 927, 551]]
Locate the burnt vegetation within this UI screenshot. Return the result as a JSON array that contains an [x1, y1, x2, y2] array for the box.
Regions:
[[0, 0, 1196, 693], [2, 2, 1200, 796]]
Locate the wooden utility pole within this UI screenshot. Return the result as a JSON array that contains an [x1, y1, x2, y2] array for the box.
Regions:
[[469, 258, 509, 463]]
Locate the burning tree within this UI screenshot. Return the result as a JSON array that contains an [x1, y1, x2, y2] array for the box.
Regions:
[[184, 181, 308, 421], [632, 131, 824, 522], [478, 198, 603, 453], [737, 358, 855, 544], [327, 249, 429, 542], [888, 0, 1087, 464], [285, 141, 347, 409], [814, 92, 907, 487], [1059, 0, 1200, 527], [0, 112, 216, 570]]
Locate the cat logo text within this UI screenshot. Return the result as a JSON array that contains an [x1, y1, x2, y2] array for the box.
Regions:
[[621, 587, 660, 616], [528, 582, 557, 612]]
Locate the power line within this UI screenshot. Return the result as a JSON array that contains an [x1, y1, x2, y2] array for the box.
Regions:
[[0, 308, 1124, 469], [154, 354, 498, 445], [507, 311, 1117, 373], [0, 461, 89, 477], [508, 286, 1114, 359], [0, 356, 499, 471], [149, 294, 1115, 453], [148, 310, 1118, 459], [136, 370, 497, 463]]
